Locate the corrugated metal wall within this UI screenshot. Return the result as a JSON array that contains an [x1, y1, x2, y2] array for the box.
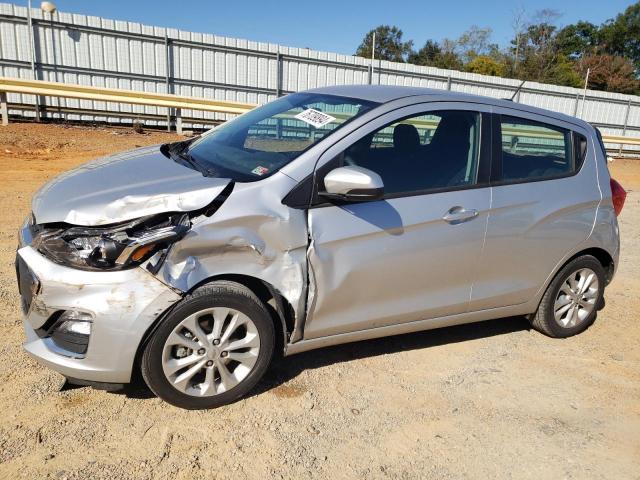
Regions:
[[1, 2, 639, 151]]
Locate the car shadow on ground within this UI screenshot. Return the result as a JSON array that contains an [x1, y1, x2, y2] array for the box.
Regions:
[[117, 315, 531, 402]]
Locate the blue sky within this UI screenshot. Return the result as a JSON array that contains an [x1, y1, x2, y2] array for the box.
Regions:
[[13, 0, 637, 55]]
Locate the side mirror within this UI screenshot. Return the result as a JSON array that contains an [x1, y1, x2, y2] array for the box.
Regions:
[[320, 166, 384, 202]]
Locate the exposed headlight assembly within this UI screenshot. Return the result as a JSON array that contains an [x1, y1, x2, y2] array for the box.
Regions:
[[33, 213, 190, 271]]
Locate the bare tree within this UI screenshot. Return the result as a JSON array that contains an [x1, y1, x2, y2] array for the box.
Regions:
[[533, 9, 561, 25], [456, 26, 493, 62], [511, 5, 528, 72]]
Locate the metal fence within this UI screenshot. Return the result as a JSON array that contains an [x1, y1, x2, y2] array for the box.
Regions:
[[1, 2, 639, 153]]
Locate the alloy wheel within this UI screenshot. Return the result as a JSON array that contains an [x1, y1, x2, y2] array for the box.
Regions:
[[161, 307, 260, 397], [553, 268, 600, 328]]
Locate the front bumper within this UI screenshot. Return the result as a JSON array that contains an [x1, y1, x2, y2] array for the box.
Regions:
[[17, 246, 182, 383]]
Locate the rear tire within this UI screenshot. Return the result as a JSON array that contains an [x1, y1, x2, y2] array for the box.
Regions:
[[141, 280, 275, 409], [530, 255, 605, 338]]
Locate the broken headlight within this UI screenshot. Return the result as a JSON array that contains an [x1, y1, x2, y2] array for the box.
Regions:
[[33, 214, 190, 271]]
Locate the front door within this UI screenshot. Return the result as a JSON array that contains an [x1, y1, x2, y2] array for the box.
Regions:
[[303, 104, 492, 340]]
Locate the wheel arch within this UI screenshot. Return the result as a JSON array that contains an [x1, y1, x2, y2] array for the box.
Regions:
[[188, 274, 295, 351], [564, 247, 614, 285], [132, 274, 294, 382], [528, 245, 615, 318]]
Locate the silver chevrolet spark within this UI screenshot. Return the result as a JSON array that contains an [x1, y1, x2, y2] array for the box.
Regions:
[[17, 85, 626, 409]]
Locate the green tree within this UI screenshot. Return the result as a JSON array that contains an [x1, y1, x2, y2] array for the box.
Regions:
[[599, 2, 640, 71], [355, 3, 640, 94], [465, 55, 507, 76], [408, 40, 442, 66], [408, 40, 463, 70], [356, 26, 414, 62], [513, 21, 559, 82], [555, 21, 600, 58], [548, 55, 583, 87]]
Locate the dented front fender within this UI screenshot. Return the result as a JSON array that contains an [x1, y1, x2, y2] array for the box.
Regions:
[[156, 172, 309, 341]]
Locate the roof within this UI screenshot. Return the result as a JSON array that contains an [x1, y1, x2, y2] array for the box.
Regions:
[[306, 84, 590, 130], [306, 84, 440, 103]]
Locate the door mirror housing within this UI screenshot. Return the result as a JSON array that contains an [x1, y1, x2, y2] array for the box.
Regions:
[[320, 166, 384, 202]]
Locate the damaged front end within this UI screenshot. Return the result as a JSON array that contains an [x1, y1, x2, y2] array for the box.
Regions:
[[155, 175, 310, 344], [25, 171, 310, 350], [29, 213, 191, 272]]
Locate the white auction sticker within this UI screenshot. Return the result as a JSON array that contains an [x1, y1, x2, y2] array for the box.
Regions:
[[295, 108, 337, 128]]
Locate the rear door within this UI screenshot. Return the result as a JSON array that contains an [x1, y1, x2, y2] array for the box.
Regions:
[[302, 102, 493, 340], [469, 108, 600, 311]]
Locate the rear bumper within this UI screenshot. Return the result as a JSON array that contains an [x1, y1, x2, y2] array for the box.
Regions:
[[18, 246, 181, 383]]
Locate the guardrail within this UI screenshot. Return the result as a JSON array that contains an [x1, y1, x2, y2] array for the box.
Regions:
[[1, 77, 639, 154], [0, 77, 256, 134]]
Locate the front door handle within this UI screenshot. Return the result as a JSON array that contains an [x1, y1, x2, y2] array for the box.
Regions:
[[442, 206, 479, 224]]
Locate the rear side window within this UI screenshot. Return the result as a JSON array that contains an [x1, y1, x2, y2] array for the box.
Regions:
[[499, 116, 573, 182]]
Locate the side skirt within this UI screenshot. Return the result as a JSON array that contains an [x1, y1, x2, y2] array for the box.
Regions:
[[284, 302, 533, 356]]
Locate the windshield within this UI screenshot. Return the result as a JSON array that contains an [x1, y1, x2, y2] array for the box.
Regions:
[[173, 93, 379, 181]]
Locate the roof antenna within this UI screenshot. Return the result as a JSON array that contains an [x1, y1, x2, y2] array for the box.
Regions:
[[508, 80, 526, 101]]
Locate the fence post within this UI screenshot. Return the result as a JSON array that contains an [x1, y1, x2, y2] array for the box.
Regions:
[[446, 76, 452, 91], [619, 99, 632, 156], [276, 52, 283, 97], [164, 33, 172, 131], [1, 92, 8, 126], [368, 64, 373, 85], [572, 93, 580, 116], [276, 55, 282, 137], [176, 108, 183, 135]]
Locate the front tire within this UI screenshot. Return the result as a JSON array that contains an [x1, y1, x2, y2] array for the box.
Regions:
[[530, 255, 605, 338], [141, 281, 275, 409]]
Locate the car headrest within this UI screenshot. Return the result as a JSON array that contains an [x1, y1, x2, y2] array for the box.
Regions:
[[430, 114, 472, 148], [393, 124, 420, 153]]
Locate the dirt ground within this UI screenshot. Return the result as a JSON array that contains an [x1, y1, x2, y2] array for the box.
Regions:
[[0, 123, 639, 480]]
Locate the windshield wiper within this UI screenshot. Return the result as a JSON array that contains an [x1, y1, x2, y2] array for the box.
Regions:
[[176, 149, 200, 171], [179, 148, 220, 177], [164, 141, 210, 176]]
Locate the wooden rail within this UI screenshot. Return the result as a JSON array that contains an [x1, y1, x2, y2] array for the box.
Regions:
[[1, 77, 639, 151]]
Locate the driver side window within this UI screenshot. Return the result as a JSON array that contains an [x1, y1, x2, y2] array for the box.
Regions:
[[344, 110, 481, 196]]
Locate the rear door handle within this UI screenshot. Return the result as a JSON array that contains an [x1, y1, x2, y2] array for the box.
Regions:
[[442, 206, 479, 224]]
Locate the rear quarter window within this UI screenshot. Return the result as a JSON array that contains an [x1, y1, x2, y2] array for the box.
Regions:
[[593, 127, 609, 164], [499, 116, 573, 182], [574, 132, 588, 171]]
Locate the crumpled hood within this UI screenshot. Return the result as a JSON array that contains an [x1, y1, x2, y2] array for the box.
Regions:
[[32, 145, 231, 226]]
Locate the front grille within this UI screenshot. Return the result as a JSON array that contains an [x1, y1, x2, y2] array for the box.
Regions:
[[15, 255, 39, 314]]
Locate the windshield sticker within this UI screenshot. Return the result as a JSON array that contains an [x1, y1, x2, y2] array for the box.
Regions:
[[251, 166, 269, 176], [295, 108, 337, 128]]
